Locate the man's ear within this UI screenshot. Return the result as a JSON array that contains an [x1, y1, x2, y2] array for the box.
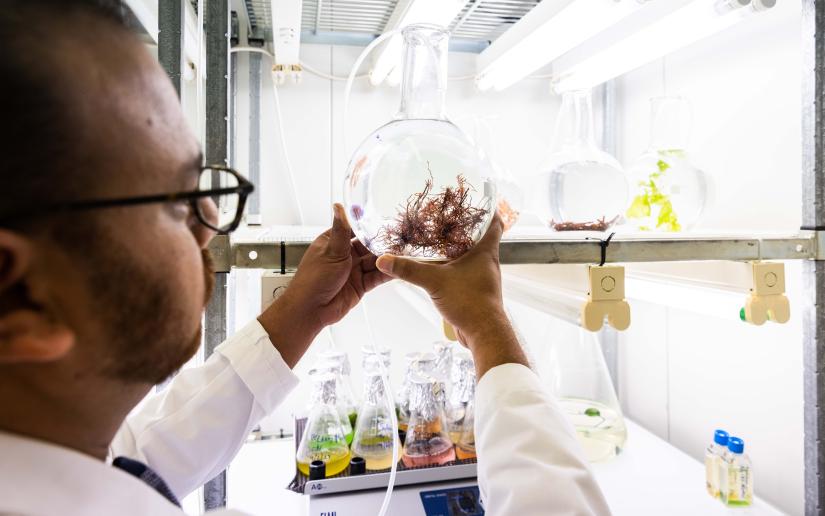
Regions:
[[0, 230, 74, 363]]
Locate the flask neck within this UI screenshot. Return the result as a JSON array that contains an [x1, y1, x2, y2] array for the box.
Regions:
[[397, 25, 449, 120], [648, 96, 691, 151], [552, 90, 598, 151]]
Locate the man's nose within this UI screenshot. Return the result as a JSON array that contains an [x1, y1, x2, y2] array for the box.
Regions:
[[192, 197, 218, 248]]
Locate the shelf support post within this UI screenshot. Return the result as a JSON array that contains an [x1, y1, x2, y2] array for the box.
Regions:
[[802, 1, 825, 514]]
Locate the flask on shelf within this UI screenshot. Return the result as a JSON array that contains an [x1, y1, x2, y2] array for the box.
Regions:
[[308, 358, 355, 445], [625, 96, 708, 232], [705, 429, 729, 498], [401, 373, 456, 467], [720, 437, 753, 507], [549, 329, 627, 462], [533, 89, 628, 232], [344, 24, 496, 260], [295, 373, 351, 477], [351, 354, 401, 471], [468, 116, 524, 231]]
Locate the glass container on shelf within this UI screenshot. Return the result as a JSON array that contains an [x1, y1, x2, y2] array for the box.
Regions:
[[344, 24, 496, 260], [625, 96, 708, 232], [402, 372, 456, 467], [533, 89, 628, 232], [469, 116, 524, 231], [446, 350, 476, 460], [351, 354, 401, 471], [296, 372, 351, 477], [549, 329, 627, 462]]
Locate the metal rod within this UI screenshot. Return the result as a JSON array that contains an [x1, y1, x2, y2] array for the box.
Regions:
[[207, 234, 818, 273], [248, 52, 262, 222], [158, 0, 184, 97], [204, 0, 230, 509], [315, 0, 323, 34], [802, 1, 825, 513]]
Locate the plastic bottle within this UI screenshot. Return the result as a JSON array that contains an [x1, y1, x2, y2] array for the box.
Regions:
[[705, 429, 729, 498], [720, 437, 753, 507]]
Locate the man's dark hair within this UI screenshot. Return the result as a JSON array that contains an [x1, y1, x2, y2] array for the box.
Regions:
[[0, 0, 132, 226]]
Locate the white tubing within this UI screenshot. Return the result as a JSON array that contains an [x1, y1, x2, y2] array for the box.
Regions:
[[229, 46, 306, 225], [361, 301, 399, 516]]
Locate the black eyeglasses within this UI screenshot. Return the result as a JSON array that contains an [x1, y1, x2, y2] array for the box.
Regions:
[[0, 165, 254, 234]]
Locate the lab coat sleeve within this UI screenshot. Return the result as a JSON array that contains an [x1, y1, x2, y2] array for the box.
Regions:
[[109, 319, 299, 499], [475, 363, 612, 516]]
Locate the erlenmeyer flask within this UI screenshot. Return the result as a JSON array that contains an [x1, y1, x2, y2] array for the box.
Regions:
[[308, 359, 355, 445], [318, 349, 358, 428], [533, 89, 628, 232], [401, 373, 456, 467], [351, 355, 401, 471], [397, 352, 438, 442], [549, 329, 627, 462], [445, 350, 475, 455], [344, 24, 496, 260], [626, 96, 708, 232], [296, 373, 351, 477]]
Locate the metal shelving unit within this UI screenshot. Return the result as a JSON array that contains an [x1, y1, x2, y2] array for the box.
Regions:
[[148, 0, 825, 514]]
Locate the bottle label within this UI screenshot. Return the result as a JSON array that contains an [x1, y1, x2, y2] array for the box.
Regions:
[[705, 454, 719, 497]]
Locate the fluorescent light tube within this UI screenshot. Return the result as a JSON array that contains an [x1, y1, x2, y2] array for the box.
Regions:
[[475, 0, 646, 92], [369, 0, 468, 86], [553, 0, 776, 92]]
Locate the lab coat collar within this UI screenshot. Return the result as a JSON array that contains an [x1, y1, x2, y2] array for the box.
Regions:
[[0, 430, 183, 516]]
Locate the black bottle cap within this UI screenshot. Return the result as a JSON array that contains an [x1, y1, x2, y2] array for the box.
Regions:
[[349, 456, 366, 475], [308, 460, 326, 480]]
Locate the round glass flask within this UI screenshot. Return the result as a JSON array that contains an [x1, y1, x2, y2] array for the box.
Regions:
[[534, 89, 628, 232], [625, 97, 708, 232], [344, 24, 496, 260]]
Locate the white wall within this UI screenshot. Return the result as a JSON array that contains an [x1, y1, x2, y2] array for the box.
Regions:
[[226, 2, 806, 514], [615, 2, 804, 514]]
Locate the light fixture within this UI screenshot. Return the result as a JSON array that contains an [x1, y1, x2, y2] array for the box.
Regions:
[[475, 0, 646, 92], [553, 0, 776, 92], [369, 0, 468, 87]]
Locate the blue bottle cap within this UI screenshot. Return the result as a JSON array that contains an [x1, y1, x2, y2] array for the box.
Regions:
[[714, 430, 729, 446], [728, 437, 745, 454]]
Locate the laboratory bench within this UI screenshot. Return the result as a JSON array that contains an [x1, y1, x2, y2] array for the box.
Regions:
[[215, 419, 782, 516]]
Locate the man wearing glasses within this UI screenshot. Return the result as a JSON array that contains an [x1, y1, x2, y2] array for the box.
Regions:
[[0, 1, 608, 515]]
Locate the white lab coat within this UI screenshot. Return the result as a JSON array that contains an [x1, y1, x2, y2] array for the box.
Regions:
[[0, 319, 610, 516]]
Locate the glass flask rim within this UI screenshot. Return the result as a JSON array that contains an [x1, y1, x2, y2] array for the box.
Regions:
[[401, 23, 450, 40]]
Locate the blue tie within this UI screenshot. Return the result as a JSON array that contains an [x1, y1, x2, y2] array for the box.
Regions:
[[112, 456, 181, 507]]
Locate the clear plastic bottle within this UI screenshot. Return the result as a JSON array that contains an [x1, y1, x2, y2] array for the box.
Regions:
[[296, 373, 351, 477], [533, 89, 628, 232], [705, 429, 729, 498], [402, 373, 456, 467], [720, 437, 753, 507], [343, 24, 496, 260], [351, 355, 401, 471]]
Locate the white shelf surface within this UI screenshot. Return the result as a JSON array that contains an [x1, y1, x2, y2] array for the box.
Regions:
[[216, 419, 785, 515]]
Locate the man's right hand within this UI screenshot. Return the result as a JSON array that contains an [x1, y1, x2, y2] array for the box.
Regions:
[[374, 214, 528, 378]]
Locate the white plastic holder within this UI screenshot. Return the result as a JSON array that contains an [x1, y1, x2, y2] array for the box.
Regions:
[[741, 261, 790, 325], [581, 265, 631, 332]]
